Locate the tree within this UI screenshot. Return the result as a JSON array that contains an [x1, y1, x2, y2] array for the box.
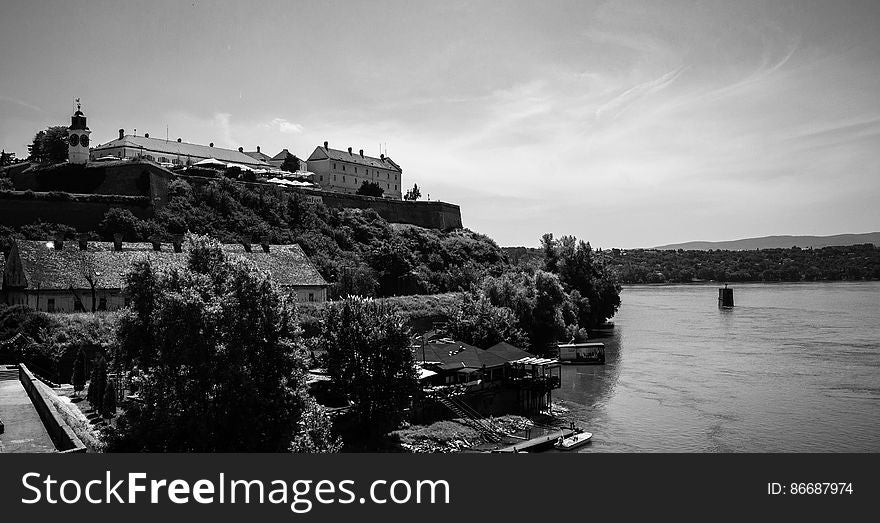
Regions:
[[107, 234, 335, 451], [281, 153, 300, 173], [444, 292, 529, 349], [403, 183, 421, 201], [223, 166, 242, 180], [1, 149, 17, 166], [88, 356, 107, 412], [541, 234, 621, 328], [356, 180, 384, 197], [102, 380, 117, 419], [68, 249, 105, 312], [320, 297, 417, 443], [71, 347, 86, 396], [27, 126, 69, 164], [99, 208, 146, 241]]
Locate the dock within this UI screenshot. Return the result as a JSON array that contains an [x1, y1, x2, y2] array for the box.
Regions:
[[492, 428, 575, 453]]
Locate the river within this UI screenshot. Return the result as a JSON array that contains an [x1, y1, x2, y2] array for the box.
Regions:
[[554, 281, 880, 452]]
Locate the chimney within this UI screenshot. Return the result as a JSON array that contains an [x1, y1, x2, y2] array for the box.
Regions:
[[119, 129, 125, 140], [177, 138, 182, 143], [144, 132, 149, 138], [359, 149, 364, 157], [52, 232, 64, 250], [348, 147, 352, 155], [323, 141, 328, 150], [256, 146, 261, 153], [113, 233, 124, 252], [238, 147, 243, 152], [149, 235, 162, 251], [209, 142, 214, 147], [172, 234, 184, 253], [259, 235, 270, 253], [77, 232, 89, 251]]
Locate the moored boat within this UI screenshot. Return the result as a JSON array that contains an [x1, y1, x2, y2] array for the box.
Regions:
[[554, 431, 593, 450]]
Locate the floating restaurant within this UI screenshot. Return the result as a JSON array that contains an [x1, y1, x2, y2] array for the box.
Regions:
[[414, 339, 561, 417]]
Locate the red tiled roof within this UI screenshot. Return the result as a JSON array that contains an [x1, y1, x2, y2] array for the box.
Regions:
[[5, 240, 326, 291], [91, 136, 271, 168], [307, 146, 402, 172]]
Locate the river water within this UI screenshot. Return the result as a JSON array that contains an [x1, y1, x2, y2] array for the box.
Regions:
[[554, 281, 880, 452]]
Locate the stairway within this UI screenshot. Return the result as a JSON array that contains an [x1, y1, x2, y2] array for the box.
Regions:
[[0, 366, 18, 381], [437, 397, 504, 443]]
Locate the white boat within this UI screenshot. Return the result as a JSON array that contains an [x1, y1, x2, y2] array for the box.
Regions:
[[554, 431, 593, 450]]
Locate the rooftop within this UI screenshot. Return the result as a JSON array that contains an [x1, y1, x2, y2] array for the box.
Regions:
[[5, 240, 327, 291], [91, 135, 271, 167], [308, 144, 402, 172]]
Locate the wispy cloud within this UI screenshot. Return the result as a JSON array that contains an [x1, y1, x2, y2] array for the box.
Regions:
[[268, 118, 304, 134], [0, 94, 43, 113], [595, 66, 688, 120]]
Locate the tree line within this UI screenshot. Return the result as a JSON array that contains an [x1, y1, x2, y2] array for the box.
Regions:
[[604, 245, 880, 283]]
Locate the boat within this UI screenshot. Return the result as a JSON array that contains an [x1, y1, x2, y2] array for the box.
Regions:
[[554, 431, 593, 450], [557, 342, 605, 364]]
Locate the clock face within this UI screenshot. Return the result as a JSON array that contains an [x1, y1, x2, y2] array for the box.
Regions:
[[69, 134, 79, 147], [80, 135, 89, 147]]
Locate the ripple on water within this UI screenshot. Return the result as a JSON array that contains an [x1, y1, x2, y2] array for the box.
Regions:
[[555, 282, 880, 452]]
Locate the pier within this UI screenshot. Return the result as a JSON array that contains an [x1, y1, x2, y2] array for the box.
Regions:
[[492, 428, 575, 453]]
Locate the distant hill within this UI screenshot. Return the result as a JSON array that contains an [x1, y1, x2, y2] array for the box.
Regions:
[[654, 232, 880, 251]]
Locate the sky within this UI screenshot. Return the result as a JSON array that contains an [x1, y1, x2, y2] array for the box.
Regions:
[[1, 0, 879, 248]]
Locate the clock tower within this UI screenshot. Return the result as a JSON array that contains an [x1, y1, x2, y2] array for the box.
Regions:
[[67, 99, 91, 164]]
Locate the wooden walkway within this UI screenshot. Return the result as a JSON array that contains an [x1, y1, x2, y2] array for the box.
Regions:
[[491, 428, 574, 453]]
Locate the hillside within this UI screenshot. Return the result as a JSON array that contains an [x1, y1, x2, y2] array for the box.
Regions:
[[654, 232, 880, 251]]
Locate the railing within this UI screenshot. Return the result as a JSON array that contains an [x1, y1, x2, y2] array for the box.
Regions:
[[18, 364, 87, 453]]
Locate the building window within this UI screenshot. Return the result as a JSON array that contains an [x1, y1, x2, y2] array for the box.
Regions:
[[98, 297, 107, 311], [342, 165, 346, 171], [334, 175, 337, 181], [354, 167, 358, 174], [320, 175, 323, 182], [308, 293, 315, 302], [47, 299, 55, 313], [74, 300, 84, 312], [159, 157, 168, 163], [343, 176, 346, 183], [332, 163, 336, 169]]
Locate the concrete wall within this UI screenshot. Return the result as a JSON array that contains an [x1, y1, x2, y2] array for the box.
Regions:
[[18, 364, 86, 453], [299, 189, 463, 230], [0, 193, 153, 231]]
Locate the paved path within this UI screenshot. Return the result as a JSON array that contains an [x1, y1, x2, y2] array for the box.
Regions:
[[0, 378, 56, 453]]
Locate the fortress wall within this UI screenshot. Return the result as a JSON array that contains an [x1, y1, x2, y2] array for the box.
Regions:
[[309, 191, 463, 230], [180, 175, 463, 230], [12, 162, 172, 199], [0, 193, 153, 231]]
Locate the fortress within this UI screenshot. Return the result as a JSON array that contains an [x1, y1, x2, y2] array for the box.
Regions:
[[0, 105, 462, 232]]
